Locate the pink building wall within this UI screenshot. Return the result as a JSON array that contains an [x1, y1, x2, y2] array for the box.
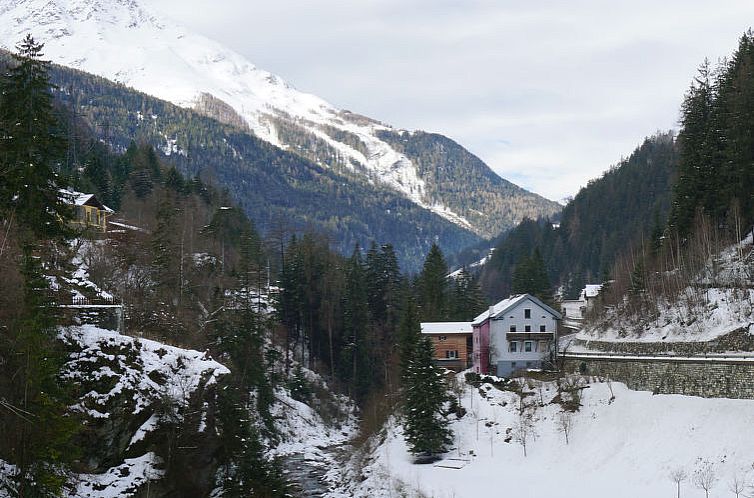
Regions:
[[472, 320, 490, 374]]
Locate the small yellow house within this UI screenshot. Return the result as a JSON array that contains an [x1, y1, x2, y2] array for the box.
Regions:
[[60, 189, 114, 233]]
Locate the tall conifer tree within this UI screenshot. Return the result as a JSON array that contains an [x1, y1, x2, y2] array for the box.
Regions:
[[418, 243, 449, 321], [403, 336, 452, 456], [0, 35, 69, 240]]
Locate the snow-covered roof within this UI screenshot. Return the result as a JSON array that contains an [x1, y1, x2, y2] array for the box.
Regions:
[[582, 284, 603, 299], [59, 188, 114, 213], [420, 322, 473, 335], [472, 293, 562, 326], [472, 294, 528, 325]]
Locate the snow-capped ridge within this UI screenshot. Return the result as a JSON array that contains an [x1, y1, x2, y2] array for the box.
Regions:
[[0, 0, 478, 231]]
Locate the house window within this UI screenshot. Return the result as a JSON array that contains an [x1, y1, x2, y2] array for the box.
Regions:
[[526, 361, 533, 368], [540, 325, 546, 332], [509, 325, 516, 332], [439, 335, 447, 341], [446, 350, 458, 359], [524, 308, 531, 319], [524, 341, 533, 352], [509, 341, 517, 352], [511, 361, 517, 369], [525, 325, 531, 332], [539, 340, 548, 352]]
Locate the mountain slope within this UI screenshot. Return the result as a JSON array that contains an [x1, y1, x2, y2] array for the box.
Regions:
[[376, 130, 560, 238], [479, 132, 677, 299], [0, 0, 559, 239], [11, 51, 478, 269]]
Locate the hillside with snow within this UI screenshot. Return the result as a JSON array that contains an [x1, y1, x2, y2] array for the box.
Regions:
[[0, 0, 559, 239], [342, 374, 754, 498], [577, 233, 754, 346]]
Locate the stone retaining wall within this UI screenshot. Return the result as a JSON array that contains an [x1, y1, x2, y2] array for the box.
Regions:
[[562, 354, 754, 399], [569, 326, 754, 356]]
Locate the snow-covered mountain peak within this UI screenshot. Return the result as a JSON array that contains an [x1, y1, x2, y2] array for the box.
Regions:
[[0, 0, 558, 236], [2, 0, 164, 38]]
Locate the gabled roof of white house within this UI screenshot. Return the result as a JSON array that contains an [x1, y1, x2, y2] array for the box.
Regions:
[[420, 322, 473, 335], [582, 284, 603, 299], [472, 293, 562, 326]]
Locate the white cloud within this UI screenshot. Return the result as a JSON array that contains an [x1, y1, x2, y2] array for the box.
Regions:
[[148, 0, 754, 199]]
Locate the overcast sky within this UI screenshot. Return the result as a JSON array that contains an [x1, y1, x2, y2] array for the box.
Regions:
[[150, 0, 754, 201]]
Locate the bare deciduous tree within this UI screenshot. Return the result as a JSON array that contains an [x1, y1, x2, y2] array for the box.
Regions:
[[513, 409, 535, 457], [728, 470, 748, 498], [557, 411, 573, 445], [692, 462, 717, 498], [605, 375, 615, 403], [669, 467, 687, 498]]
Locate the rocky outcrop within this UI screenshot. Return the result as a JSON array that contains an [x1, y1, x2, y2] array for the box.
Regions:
[[193, 92, 249, 131], [60, 325, 229, 497]]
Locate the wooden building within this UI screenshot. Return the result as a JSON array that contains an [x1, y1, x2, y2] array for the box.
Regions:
[[60, 189, 114, 233], [420, 321, 473, 371]]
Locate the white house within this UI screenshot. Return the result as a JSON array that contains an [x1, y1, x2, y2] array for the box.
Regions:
[[472, 294, 561, 377], [562, 284, 605, 319], [581, 284, 603, 310]]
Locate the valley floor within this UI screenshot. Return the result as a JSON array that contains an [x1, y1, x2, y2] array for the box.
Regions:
[[349, 374, 754, 498]]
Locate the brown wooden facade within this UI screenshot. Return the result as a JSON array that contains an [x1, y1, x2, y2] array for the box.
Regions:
[[430, 333, 472, 371]]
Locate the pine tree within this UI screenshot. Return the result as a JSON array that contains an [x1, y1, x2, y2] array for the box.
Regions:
[[629, 257, 646, 295], [512, 248, 552, 304], [365, 242, 402, 341], [276, 236, 303, 378], [403, 336, 452, 456], [718, 32, 754, 226], [0, 35, 70, 240], [340, 246, 373, 400], [669, 61, 713, 236], [151, 198, 179, 296], [449, 268, 487, 320], [418, 243, 449, 321], [1, 247, 79, 495], [398, 297, 421, 384], [164, 165, 188, 194], [215, 384, 288, 497]]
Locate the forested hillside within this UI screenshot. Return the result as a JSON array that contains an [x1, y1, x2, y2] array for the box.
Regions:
[[479, 132, 677, 300], [587, 31, 754, 328], [670, 31, 754, 236], [0, 35, 493, 495], [376, 130, 561, 238], [0, 37, 303, 497], [0, 48, 483, 272]]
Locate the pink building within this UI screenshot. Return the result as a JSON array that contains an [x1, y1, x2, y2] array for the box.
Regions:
[[472, 319, 491, 374], [472, 294, 561, 376]]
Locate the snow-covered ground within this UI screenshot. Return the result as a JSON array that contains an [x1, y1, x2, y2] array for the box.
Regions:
[[578, 234, 753, 344], [73, 453, 164, 498], [575, 287, 754, 344], [349, 374, 754, 498], [271, 371, 358, 459]]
